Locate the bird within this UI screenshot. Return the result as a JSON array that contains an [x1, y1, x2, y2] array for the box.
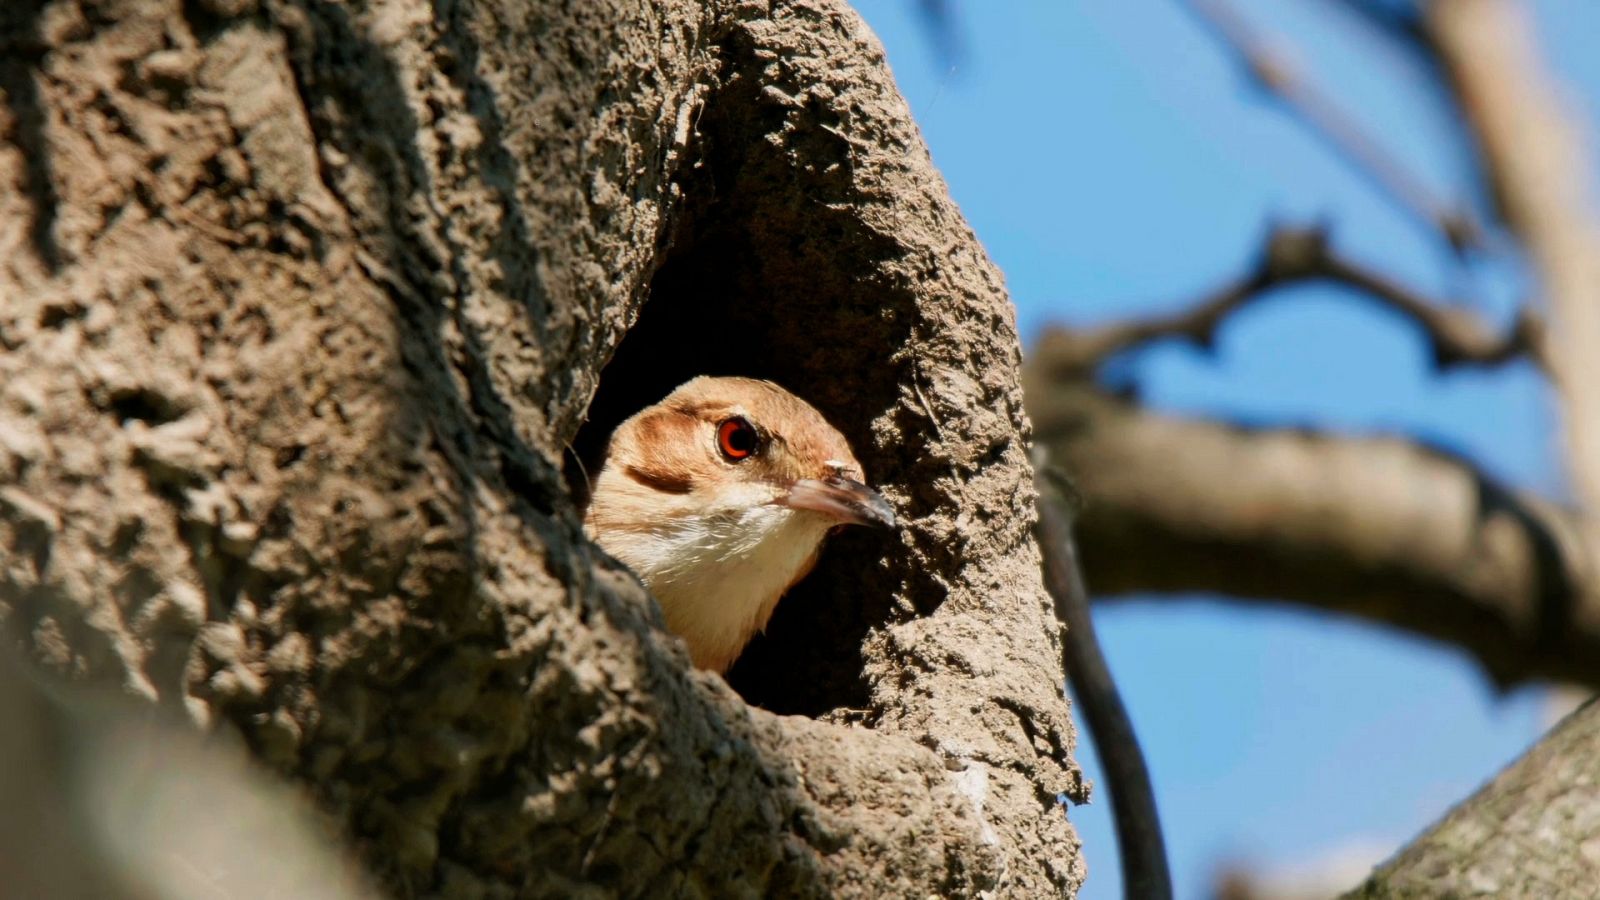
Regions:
[[583, 376, 896, 673]]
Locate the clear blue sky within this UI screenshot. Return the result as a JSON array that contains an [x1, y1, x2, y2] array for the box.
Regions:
[[851, 1, 1600, 896]]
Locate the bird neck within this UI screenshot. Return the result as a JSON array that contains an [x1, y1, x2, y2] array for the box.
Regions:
[[605, 504, 829, 672]]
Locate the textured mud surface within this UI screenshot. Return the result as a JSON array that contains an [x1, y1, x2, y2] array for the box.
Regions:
[[0, 0, 1082, 895]]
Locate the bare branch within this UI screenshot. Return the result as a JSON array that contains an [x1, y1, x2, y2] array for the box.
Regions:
[[1425, 0, 1600, 517], [1023, 382, 1600, 689], [1035, 465, 1172, 900], [1310, 0, 1433, 60], [1181, 0, 1481, 250], [1035, 225, 1545, 375]]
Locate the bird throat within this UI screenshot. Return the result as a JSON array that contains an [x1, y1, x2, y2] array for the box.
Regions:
[[624, 504, 830, 673]]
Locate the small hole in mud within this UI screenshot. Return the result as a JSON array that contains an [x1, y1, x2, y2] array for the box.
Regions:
[[108, 387, 183, 425], [11, 521, 52, 577], [109, 518, 145, 558], [274, 443, 307, 469], [38, 303, 86, 330]]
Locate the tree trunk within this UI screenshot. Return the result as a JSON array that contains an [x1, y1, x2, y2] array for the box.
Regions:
[[0, 0, 1081, 895]]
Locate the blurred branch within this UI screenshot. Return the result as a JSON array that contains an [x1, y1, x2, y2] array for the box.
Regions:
[[0, 650, 377, 899], [1182, 0, 1481, 251], [1023, 381, 1600, 690], [912, 0, 964, 68], [1325, 0, 1430, 51], [1345, 697, 1600, 896], [1035, 464, 1172, 900], [1424, 0, 1600, 517], [1035, 224, 1546, 376]]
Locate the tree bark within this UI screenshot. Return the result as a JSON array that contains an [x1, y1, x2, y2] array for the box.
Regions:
[[0, 0, 1081, 895], [1346, 699, 1600, 898]]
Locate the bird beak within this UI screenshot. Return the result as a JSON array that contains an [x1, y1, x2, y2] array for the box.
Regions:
[[782, 476, 897, 529]]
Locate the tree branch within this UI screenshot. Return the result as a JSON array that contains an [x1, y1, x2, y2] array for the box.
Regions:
[[1023, 382, 1600, 689], [1345, 697, 1600, 896], [1036, 465, 1172, 900], [1320, 0, 1431, 53], [1180, 0, 1481, 250], [1034, 225, 1545, 376], [1424, 0, 1600, 518]]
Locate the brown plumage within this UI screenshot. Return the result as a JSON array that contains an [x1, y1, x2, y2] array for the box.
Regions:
[[584, 376, 895, 672]]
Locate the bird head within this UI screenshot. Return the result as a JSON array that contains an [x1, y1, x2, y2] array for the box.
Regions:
[[583, 376, 895, 672]]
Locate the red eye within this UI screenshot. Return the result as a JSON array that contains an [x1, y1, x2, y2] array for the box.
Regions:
[[716, 417, 760, 461]]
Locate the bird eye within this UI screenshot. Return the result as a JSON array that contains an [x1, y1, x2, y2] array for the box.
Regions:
[[716, 417, 760, 461]]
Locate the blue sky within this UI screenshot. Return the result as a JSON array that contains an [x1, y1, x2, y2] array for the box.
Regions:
[[850, 1, 1599, 896]]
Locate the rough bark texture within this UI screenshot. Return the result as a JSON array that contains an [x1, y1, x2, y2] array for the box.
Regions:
[[0, 0, 1081, 896], [1347, 699, 1600, 898]]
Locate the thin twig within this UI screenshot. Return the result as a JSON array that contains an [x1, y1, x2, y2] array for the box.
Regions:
[[911, 357, 947, 444], [1037, 224, 1547, 375], [1035, 461, 1172, 900], [1181, 0, 1481, 252]]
